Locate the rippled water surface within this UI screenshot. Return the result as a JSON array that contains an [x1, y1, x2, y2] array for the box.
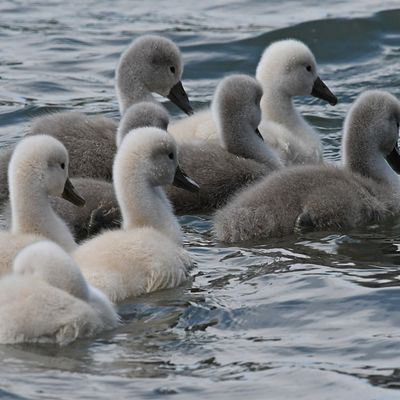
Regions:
[[1, 0, 400, 398]]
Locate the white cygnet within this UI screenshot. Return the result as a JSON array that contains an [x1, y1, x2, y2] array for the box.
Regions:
[[73, 127, 198, 303], [46, 102, 170, 240], [256, 39, 337, 165], [0, 241, 118, 345], [2, 102, 170, 241], [169, 39, 337, 166], [0, 135, 85, 277], [214, 90, 400, 242], [166, 74, 282, 212]]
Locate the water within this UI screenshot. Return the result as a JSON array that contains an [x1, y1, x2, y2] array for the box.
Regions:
[[1, 0, 400, 398]]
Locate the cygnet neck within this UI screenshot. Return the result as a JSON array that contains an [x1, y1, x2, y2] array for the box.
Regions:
[[343, 125, 400, 191], [115, 162, 182, 245], [219, 117, 281, 168], [10, 171, 77, 252], [260, 85, 309, 137], [117, 78, 155, 116]]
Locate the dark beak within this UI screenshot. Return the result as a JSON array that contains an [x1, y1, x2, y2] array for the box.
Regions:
[[173, 165, 199, 192], [61, 178, 86, 207], [386, 142, 400, 174], [311, 76, 338, 106], [167, 81, 193, 115], [255, 128, 264, 141]]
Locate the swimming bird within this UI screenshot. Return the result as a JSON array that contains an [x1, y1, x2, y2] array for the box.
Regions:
[[0, 135, 85, 276], [73, 127, 199, 303], [169, 39, 337, 165], [165, 74, 282, 212], [214, 90, 400, 242], [45, 102, 170, 240], [2, 102, 170, 240], [0, 241, 118, 345], [0, 35, 192, 203]]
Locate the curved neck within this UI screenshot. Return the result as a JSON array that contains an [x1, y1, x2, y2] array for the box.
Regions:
[[260, 86, 310, 136], [9, 174, 77, 252], [116, 77, 155, 116], [343, 131, 400, 191], [219, 118, 281, 168], [115, 168, 182, 245]]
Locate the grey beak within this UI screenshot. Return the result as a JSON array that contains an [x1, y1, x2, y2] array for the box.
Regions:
[[311, 76, 338, 106], [173, 165, 200, 192], [61, 178, 86, 207], [386, 142, 400, 174], [255, 128, 264, 141], [167, 81, 194, 115]]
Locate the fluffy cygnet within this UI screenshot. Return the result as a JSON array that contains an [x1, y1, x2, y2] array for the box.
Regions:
[[169, 39, 337, 166], [73, 127, 198, 303], [46, 102, 170, 240], [0, 135, 85, 276], [166, 74, 282, 212], [116, 101, 170, 147], [1, 35, 191, 188], [0, 241, 118, 345], [2, 103, 169, 240], [214, 90, 400, 242], [255, 39, 337, 165]]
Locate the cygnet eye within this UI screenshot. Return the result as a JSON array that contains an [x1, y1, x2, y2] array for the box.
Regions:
[[60, 163, 65, 170], [170, 66, 175, 74], [168, 152, 174, 160], [306, 65, 312, 72]]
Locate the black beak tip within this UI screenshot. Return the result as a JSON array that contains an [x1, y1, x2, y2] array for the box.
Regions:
[[62, 178, 86, 207], [255, 128, 264, 141], [329, 96, 338, 106], [173, 166, 200, 193], [167, 81, 193, 116]]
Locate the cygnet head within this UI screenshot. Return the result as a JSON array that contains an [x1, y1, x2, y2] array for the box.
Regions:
[[114, 127, 199, 191], [342, 90, 400, 180], [116, 35, 192, 115], [212, 74, 263, 144], [116, 102, 170, 147], [9, 135, 85, 206], [256, 39, 337, 105], [13, 240, 89, 301]]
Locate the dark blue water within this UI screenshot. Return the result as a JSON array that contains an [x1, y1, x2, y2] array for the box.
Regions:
[[1, 1, 400, 398]]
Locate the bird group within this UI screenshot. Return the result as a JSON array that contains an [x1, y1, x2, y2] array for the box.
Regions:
[[0, 34, 399, 345]]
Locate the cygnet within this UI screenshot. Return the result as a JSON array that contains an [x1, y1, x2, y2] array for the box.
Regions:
[[166, 74, 282, 212], [214, 90, 400, 242], [169, 39, 337, 166], [0, 135, 85, 276], [73, 127, 199, 303], [0, 241, 118, 345]]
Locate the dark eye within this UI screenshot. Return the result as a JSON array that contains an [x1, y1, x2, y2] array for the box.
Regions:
[[168, 152, 174, 160], [306, 65, 312, 72], [170, 66, 175, 74], [60, 163, 65, 170]]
